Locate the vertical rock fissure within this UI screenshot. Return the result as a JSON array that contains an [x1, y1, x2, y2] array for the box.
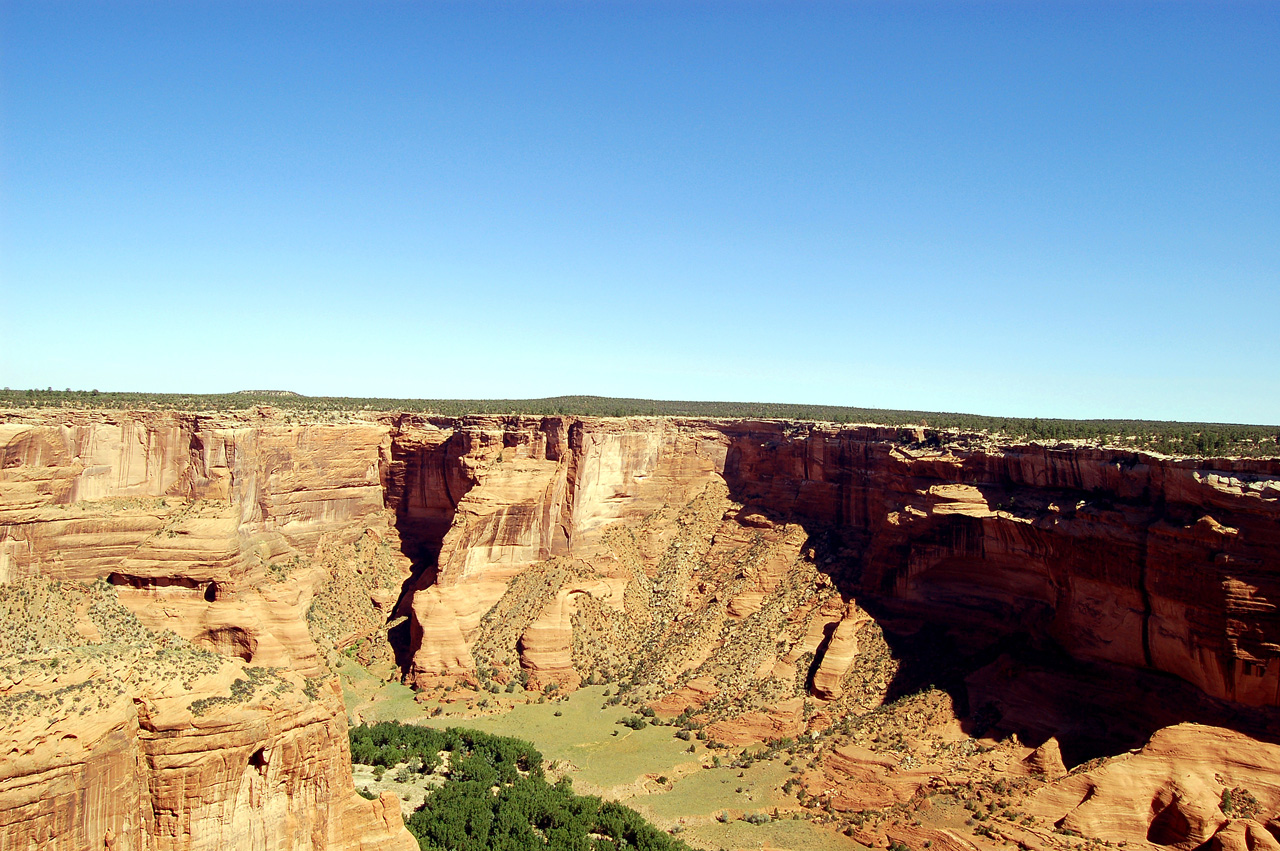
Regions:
[[439, 436, 458, 510], [1139, 518, 1155, 669]]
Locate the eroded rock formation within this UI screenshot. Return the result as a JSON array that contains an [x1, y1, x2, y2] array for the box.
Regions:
[[381, 415, 1280, 711], [0, 411, 415, 851]]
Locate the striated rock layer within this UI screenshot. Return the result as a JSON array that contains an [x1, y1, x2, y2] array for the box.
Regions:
[[10, 410, 1274, 711], [382, 415, 1280, 710], [718, 421, 1280, 709], [0, 577, 415, 851], [0, 412, 397, 674], [0, 411, 415, 851]]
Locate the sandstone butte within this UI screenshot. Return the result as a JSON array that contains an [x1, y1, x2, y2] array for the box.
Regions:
[[0, 407, 1277, 851]]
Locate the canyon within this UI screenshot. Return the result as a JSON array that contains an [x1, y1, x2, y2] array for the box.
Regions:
[[1, 407, 1278, 851]]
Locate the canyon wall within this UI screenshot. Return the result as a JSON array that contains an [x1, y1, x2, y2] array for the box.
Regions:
[[0, 411, 415, 851], [719, 421, 1280, 709], [384, 415, 1280, 710], [380, 414, 1280, 851], [2, 408, 1278, 851]]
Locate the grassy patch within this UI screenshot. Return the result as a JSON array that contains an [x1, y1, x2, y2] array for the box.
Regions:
[[640, 759, 793, 821], [686, 818, 870, 851], [418, 686, 696, 792], [336, 676, 867, 851], [336, 658, 423, 722]]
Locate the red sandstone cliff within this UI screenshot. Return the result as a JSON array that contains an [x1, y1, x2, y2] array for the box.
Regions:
[[0, 411, 415, 851], [716, 421, 1280, 708], [381, 415, 1279, 710]]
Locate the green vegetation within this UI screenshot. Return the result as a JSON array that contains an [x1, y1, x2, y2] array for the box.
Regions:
[[349, 721, 690, 851], [689, 817, 867, 851], [4, 388, 1277, 457], [0, 578, 233, 722], [417, 686, 694, 792], [642, 759, 793, 822], [334, 656, 421, 720], [1220, 786, 1261, 819], [188, 666, 285, 716]]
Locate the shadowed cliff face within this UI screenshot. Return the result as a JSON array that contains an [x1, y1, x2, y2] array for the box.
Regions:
[[723, 422, 1280, 709]]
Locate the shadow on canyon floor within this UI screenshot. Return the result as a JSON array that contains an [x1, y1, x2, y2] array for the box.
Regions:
[[867, 609, 1280, 766]]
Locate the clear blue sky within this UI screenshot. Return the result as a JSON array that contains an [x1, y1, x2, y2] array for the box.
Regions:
[[2, 1, 1276, 423]]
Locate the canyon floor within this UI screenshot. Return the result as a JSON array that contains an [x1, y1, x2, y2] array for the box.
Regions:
[[333, 620, 1280, 851]]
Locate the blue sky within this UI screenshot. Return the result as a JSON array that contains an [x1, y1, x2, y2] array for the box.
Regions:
[[2, 1, 1277, 422]]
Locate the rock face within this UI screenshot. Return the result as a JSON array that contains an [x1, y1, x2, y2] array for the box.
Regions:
[[0, 413, 396, 675], [386, 416, 727, 689], [381, 415, 1280, 711], [0, 411, 415, 851], [0, 577, 415, 851], [13, 410, 1271, 713], [717, 421, 1280, 709], [1029, 723, 1280, 849]]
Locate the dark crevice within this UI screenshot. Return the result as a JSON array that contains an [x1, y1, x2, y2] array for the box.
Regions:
[[107, 572, 202, 591], [383, 429, 477, 672], [1139, 518, 1154, 669], [805, 621, 839, 695]]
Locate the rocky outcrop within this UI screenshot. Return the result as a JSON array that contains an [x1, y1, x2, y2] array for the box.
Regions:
[[718, 422, 1280, 710], [388, 416, 728, 688], [809, 603, 871, 701], [0, 413, 398, 674], [381, 415, 1280, 712], [1029, 723, 1280, 849], [1, 673, 411, 851], [0, 412, 416, 851], [0, 578, 415, 851], [16, 411, 1269, 716]]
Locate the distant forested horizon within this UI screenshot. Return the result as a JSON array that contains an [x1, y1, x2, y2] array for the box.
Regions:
[[2, 387, 1278, 458]]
